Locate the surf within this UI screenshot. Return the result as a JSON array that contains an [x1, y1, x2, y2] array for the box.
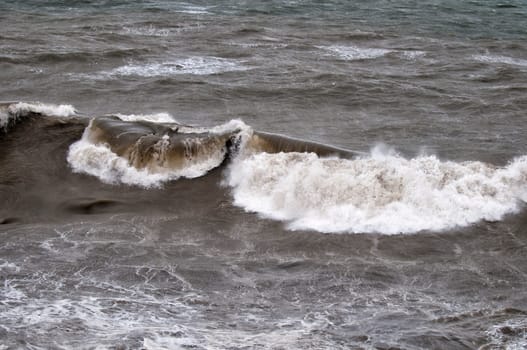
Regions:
[[3, 101, 527, 235]]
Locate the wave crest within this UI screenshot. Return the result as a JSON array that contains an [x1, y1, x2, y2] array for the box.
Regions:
[[1, 102, 77, 131]]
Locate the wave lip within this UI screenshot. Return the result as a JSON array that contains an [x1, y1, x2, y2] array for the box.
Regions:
[[227, 148, 527, 235], [320, 45, 427, 62]]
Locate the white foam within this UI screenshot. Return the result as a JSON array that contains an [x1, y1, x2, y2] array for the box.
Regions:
[[484, 317, 527, 350], [176, 4, 210, 14], [323, 45, 392, 60], [7, 102, 77, 118], [115, 112, 177, 124], [227, 147, 527, 234], [107, 57, 245, 77], [0, 261, 20, 274], [0, 109, 10, 130], [474, 54, 527, 67], [122, 25, 171, 37], [400, 50, 426, 60], [1, 102, 77, 131]]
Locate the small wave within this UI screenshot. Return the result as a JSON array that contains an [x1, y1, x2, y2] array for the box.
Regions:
[[400, 50, 426, 60], [176, 4, 210, 14], [102, 57, 246, 78], [122, 25, 172, 37], [227, 146, 527, 234], [7, 102, 77, 118], [321, 45, 427, 62], [322, 45, 392, 60], [10, 49, 151, 65], [474, 54, 527, 67], [1, 102, 77, 131], [484, 316, 527, 350], [114, 112, 177, 124]]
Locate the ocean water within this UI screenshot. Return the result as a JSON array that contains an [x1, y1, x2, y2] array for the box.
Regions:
[[1, 1, 527, 349]]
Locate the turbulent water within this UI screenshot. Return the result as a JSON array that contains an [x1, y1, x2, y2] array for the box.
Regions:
[[1, 1, 527, 349]]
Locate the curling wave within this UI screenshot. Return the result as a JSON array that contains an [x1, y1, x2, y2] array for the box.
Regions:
[[67, 115, 246, 188], [5, 101, 527, 235], [0, 102, 77, 131]]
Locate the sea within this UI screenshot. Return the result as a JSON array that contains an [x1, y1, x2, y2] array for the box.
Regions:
[[1, 1, 527, 349]]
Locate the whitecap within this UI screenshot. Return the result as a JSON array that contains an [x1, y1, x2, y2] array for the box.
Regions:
[[474, 54, 527, 67], [7, 102, 77, 118], [484, 317, 527, 350], [107, 57, 245, 77], [227, 146, 527, 234], [1, 102, 77, 130], [322, 45, 392, 60], [122, 26, 171, 37], [176, 5, 210, 14]]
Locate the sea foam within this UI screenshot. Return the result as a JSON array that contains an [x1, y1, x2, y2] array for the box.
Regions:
[[227, 146, 527, 234], [323, 45, 392, 60], [474, 54, 527, 68], [114, 112, 177, 124], [7, 102, 77, 118], [106, 57, 246, 77]]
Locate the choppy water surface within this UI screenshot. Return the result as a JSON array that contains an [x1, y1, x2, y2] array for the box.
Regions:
[[1, 1, 527, 349]]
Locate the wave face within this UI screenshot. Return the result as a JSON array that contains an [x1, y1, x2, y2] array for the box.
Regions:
[[67, 115, 246, 188], [227, 148, 527, 234], [64, 109, 360, 190]]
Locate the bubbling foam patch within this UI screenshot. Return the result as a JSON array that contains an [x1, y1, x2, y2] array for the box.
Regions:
[[227, 147, 527, 234], [106, 57, 246, 77], [323, 45, 392, 60]]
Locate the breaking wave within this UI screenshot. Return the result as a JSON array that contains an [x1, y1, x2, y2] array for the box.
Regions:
[[227, 146, 527, 234], [5, 101, 527, 235], [67, 116, 246, 188], [474, 54, 527, 68], [1, 102, 77, 131], [322, 45, 392, 60], [320, 45, 425, 62]]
